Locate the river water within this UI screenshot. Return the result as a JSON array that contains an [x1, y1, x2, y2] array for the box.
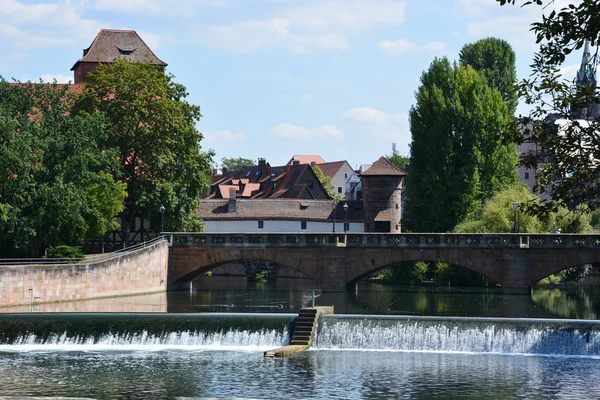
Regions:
[[1, 277, 600, 399]]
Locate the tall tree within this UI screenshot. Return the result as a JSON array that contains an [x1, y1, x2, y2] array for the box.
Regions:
[[221, 157, 256, 171], [0, 80, 126, 256], [403, 58, 516, 232], [459, 37, 518, 116], [498, 0, 600, 215], [74, 61, 214, 245]]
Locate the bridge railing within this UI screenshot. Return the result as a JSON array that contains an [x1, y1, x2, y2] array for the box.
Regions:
[[166, 233, 600, 249]]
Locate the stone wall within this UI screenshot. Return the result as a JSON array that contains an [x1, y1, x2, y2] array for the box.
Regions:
[[0, 240, 168, 307]]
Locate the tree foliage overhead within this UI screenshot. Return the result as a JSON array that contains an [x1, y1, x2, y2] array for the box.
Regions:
[[498, 0, 600, 215], [403, 57, 517, 232], [459, 37, 518, 115], [221, 157, 256, 171], [0, 80, 126, 256], [74, 61, 214, 244]]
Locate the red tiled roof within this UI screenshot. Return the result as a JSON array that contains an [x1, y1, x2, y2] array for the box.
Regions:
[[197, 199, 364, 222], [287, 155, 326, 166], [218, 185, 238, 199], [362, 157, 407, 176], [71, 29, 167, 71], [241, 183, 260, 197], [206, 161, 332, 200]]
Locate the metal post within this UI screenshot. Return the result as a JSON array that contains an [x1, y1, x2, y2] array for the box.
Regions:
[[159, 204, 165, 233], [332, 200, 337, 233], [343, 202, 349, 233]]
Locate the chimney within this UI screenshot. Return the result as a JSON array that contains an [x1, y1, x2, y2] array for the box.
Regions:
[[228, 187, 237, 212], [293, 158, 300, 166], [258, 158, 266, 172], [222, 166, 228, 175], [212, 168, 218, 176], [311, 161, 316, 167]]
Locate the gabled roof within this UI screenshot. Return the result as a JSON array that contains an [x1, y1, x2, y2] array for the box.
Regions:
[[287, 155, 326, 166], [205, 160, 332, 200], [361, 157, 407, 176], [314, 160, 349, 179], [71, 29, 167, 71], [197, 199, 364, 221]]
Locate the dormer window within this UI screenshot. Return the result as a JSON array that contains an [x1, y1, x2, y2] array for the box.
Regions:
[[116, 45, 137, 55]]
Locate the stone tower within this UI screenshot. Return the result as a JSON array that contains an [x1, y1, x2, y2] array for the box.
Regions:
[[361, 157, 407, 233], [70, 29, 167, 84]]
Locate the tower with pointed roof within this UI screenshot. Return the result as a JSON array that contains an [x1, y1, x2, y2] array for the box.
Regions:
[[361, 157, 407, 233], [71, 29, 167, 84], [574, 40, 600, 120]]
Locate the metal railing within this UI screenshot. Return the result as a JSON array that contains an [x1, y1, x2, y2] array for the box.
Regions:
[[0, 236, 167, 266], [165, 232, 600, 249]]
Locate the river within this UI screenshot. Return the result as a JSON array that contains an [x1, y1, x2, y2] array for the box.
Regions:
[[1, 277, 600, 399]]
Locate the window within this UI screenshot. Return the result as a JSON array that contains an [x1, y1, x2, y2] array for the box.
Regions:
[[395, 203, 399, 209], [301, 221, 307, 230], [344, 173, 348, 179], [258, 221, 264, 229], [338, 187, 342, 193], [524, 172, 530, 180]]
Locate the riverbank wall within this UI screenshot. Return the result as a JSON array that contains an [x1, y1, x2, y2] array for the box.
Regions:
[[0, 239, 168, 307]]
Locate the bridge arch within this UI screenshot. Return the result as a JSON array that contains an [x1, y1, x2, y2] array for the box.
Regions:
[[167, 233, 600, 292], [347, 258, 500, 288]]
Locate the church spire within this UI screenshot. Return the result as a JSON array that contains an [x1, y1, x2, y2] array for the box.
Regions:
[[576, 39, 597, 87]]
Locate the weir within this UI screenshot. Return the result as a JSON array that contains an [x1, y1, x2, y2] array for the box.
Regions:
[[315, 315, 600, 356], [1, 313, 600, 358]]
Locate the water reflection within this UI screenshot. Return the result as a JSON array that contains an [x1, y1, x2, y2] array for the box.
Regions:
[[1, 275, 599, 320]]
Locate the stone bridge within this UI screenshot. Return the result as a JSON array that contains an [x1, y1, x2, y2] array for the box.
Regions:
[[167, 233, 600, 293]]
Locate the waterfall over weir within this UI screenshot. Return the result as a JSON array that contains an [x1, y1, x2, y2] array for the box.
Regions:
[[0, 313, 293, 351], [2, 313, 600, 357], [315, 315, 600, 357]]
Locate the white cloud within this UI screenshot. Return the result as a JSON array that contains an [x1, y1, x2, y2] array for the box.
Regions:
[[379, 39, 445, 55], [559, 64, 580, 82], [203, 130, 246, 146], [0, 0, 101, 48], [270, 123, 343, 139], [37, 73, 73, 83], [88, 0, 225, 16], [299, 93, 315, 101], [341, 106, 410, 154], [197, 0, 407, 53], [342, 106, 393, 124]]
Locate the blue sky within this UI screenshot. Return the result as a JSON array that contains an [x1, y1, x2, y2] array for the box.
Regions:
[[1, 0, 582, 169]]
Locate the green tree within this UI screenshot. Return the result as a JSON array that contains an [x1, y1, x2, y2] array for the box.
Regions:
[[403, 58, 517, 232], [74, 61, 214, 245], [454, 184, 545, 233], [0, 80, 126, 256], [312, 165, 337, 199], [221, 157, 256, 171], [498, 0, 600, 215], [454, 183, 593, 284], [386, 154, 410, 171], [459, 37, 518, 115]]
